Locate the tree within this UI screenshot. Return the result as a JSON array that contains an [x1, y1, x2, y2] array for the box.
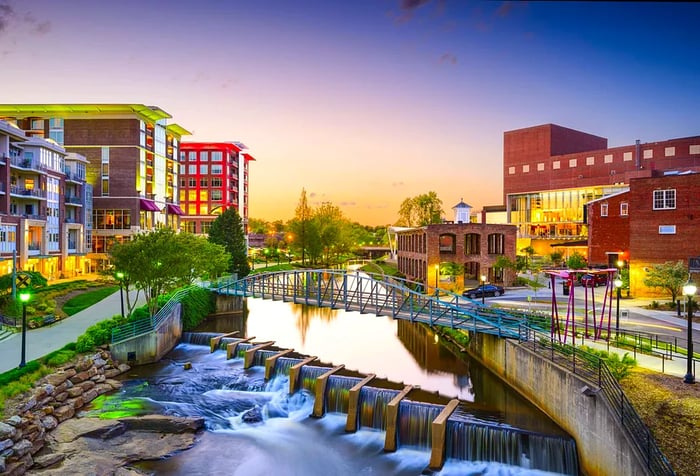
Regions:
[[208, 207, 251, 278], [248, 218, 269, 234], [520, 246, 535, 271], [111, 229, 228, 316], [550, 250, 564, 267], [643, 260, 688, 303], [397, 191, 443, 226], [441, 262, 464, 284], [288, 188, 313, 265], [567, 252, 587, 270], [314, 202, 344, 266]]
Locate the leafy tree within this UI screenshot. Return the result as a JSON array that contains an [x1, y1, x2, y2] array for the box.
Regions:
[[288, 188, 313, 265], [248, 218, 269, 234], [520, 246, 535, 271], [550, 250, 564, 266], [208, 207, 251, 278], [567, 252, 587, 270], [111, 229, 228, 316], [314, 202, 345, 266], [440, 262, 464, 283], [397, 191, 443, 226], [643, 260, 688, 302]]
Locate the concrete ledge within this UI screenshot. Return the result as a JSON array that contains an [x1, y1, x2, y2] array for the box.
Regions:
[[264, 348, 295, 380], [384, 385, 413, 452], [210, 331, 239, 353], [225, 336, 255, 360], [288, 356, 318, 394], [311, 365, 345, 418], [428, 399, 460, 470], [345, 374, 375, 433], [243, 341, 275, 368]]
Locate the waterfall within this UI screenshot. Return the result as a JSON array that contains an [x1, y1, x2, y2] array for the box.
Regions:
[[299, 365, 330, 393], [234, 342, 253, 359], [357, 387, 400, 431], [272, 357, 301, 377], [181, 332, 221, 346], [324, 376, 361, 414], [398, 400, 443, 449], [251, 349, 278, 367], [446, 418, 579, 475]]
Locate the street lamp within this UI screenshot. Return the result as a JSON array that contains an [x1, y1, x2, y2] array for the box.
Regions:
[[614, 277, 623, 338], [434, 264, 440, 295], [18, 291, 30, 368], [480, 274, 487, 305], [682, 280, 696, 384], [116, 271, 125, 319]]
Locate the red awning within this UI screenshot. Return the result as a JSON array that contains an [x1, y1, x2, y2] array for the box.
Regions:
[[166, 204, 185, 216], [139, 199, 159, 212]]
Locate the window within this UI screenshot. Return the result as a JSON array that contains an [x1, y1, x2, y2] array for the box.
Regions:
[[620, 202, 628, 216], [653, 190, 676, 210], [211, 151, 223, 161], [586, 156, 595, 165], [600, 203, 608, 217], [179, 164, 185, 174], [487, 233, 505, 255], [200, 178, 208, 187], [211, 190, 223, 201], [188, 151, 197, 161], [439, 234, 456, 253], [537, 163, 544, 171], [552, 161, 560, 170], [643, 149, 653, 159], [659, 225, 676, 235], [690, 145, 700, 155], [464, 233, 480, 255], [199, 164, 208, 174], [200, 152, 209, 162], [665, 147, 675, 157], [211, 164, 223, 174], [188, 164, 196, 174], [522, 165, 529, 173], [569, 159, 577, 168], [211, 177, 222, 187], [188, 177, 196, 187], [508, 166, 515, 175]]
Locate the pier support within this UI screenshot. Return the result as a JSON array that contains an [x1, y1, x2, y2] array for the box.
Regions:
[[288, 356, 318, 394], [264, 349, 295, 380], [384, 385, 414, 452], [244, 341, 275, 368], [428, 399, 460, 470], [311, 365, 345, 418], [345, 374, 376, 433]]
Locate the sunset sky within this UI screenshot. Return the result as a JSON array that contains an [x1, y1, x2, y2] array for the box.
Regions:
[[1, 0, 698, 225]]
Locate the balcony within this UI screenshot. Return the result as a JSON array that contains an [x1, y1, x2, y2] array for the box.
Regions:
[[27, 242, 41, 255], [65, 196, 83, 206], [10, 157, 45, 173], [64, 170, 85, 183], [10, 186, 46, 199], [65, 217, 79, 224]]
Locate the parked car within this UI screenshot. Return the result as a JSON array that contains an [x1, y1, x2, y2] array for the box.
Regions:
[[462, 284, 505, 299], [579, 273, 608, 287]]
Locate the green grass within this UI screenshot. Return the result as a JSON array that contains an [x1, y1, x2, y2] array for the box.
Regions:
[[62, 286, 119, 316]]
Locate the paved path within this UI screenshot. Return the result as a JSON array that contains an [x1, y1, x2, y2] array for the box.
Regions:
[[0, 288, 144, 374]]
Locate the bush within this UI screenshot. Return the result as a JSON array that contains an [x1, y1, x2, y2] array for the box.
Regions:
[[180, 287, 216, 331]]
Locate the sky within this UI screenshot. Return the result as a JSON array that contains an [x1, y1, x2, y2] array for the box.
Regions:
[[1, 0, 698, 226]]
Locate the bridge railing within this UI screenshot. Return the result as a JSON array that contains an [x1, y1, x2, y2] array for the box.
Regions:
[[518, 325, 675, 476], [111, 286, 196, 344]]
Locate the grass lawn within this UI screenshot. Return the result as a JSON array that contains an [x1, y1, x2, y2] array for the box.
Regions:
[[61, 286, 119, 316]]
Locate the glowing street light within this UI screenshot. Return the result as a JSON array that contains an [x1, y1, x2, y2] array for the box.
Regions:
[[116, 271, 125, 319], [18, 291, 31, 368], [481, 274, 487, 305], [614, 277, 623, 337], [682, 280, 697, 384]]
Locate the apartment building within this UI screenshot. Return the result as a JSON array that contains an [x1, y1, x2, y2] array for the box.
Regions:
[[503, 124, 700, 260], [0, 120, 91, 277], [0, 104, 190, 272], [178, 141, 254, 235]]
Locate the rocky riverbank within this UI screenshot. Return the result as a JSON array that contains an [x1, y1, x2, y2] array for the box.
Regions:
[[0, 350, 204, 475]]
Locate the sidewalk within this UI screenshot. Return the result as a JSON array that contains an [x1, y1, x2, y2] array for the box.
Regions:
[[0, 288, 143, 374]]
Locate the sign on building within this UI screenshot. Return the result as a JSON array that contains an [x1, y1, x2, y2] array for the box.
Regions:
[[689, 257, 700, 273]]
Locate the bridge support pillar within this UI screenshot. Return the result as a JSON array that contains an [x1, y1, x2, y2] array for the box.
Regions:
[[384, 385, 414, 452], [428, 399, 460, 470], [226, 336, 255, 360], [311, 365, 345, 418], [244, 341, 275, 368], [345, 374, 376, 433], [265, 349, 295, 380], [288, 356, 318, 394]]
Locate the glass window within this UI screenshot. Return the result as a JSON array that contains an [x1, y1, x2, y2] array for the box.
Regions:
[[188, 164, 197, 174], [465, 233, 480, 255], [199, 164, 208, 174], [200, 178, 208, 187], [487, 234, 505, 254], [199, 190, 208, 201], [211, 164, 222, 174], [211, 189, 222, 200], [189, 177, 196, 187], [200, 151, 209, 161], [620, 202, 628, 216], [211, 151, 223, 161], [653, 190, 676, 210], [600, 203, 608, 217], [211, 177, 222, 187], [188, 151, 197, 161]]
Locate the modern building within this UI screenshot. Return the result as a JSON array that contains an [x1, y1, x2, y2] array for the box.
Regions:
[[502, 123, 700, 261], [0, 120, 91, 277], [587, 172, 700, 296], [178, 141, 254, 235], [396, 201, 517, 291], [0, 104, 190, 272]]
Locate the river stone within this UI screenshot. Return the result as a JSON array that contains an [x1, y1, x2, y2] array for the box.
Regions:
[[0, 422, 16, 440], [119, 415, 205, 433], [41, 416, 58, 431], [241, 406, 263, 424], [67, 386, 83, 398], [6, 416, 22, 427], [12, 439, 33, 458], [0, 439, 13, 452], [0, 455, 4, 472], [33, 452, 64, 469]]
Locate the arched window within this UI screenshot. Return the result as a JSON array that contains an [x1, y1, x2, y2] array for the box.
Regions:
[[487, 233, 505, 254], [439, 233, 456, 253]]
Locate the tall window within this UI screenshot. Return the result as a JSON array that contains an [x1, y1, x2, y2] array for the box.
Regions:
[[653, 189, 676, 210], [620, 202, 629, 216], [464, 233, 480, 255], [439, 234, 456, 253], [211, 151, 223, 161], [211, 164, 223, 174], [487, 233, 505, 255], [600, 203, 608, 217], [200, 151, 209, 162]]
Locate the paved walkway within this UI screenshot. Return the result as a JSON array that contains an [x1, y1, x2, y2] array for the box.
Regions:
[[0, 288, 144, 374]]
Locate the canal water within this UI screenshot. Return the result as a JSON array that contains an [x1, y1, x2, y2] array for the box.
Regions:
[[93, 298, 577, 475]]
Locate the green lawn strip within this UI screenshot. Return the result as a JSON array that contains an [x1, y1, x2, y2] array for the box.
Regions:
[[62, 286, 119, 316]]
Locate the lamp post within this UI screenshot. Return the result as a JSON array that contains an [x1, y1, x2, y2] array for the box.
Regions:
[[116, 272, 125, 319], [614, 277, 623, 338], [18, 291, 30, 368], [683, 280, 696, 384], [480, 274, 487, 305], [434, 264, 439, 296]]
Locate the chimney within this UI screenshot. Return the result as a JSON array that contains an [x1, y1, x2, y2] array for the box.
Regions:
[[481, 209, 487, 224]]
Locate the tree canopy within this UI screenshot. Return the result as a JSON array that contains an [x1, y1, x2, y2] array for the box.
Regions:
[[208, 207, 251, 278], [110, 229, 228, 316], [643, 260, 689, 302], [397, 191, 444, 226]]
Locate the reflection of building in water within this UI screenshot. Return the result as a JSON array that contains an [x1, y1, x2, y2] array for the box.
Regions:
[[195, 303, 248, 335], [396, 320, 473, 396]]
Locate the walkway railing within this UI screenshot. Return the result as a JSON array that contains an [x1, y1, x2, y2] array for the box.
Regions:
[[518, 326, 675, 476], [110, 286, 195, 344]]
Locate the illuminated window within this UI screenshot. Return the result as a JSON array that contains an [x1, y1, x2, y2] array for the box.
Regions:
[[569, 159, 577, 168], [620, 202, 628, 216], [623, 151, 633, 161], [522, 165, 529, 173], [665, 147, 675, 157], [199, 190, 208, 201], [586, 156, 595, 165], [600, 203, 608, 217], [552, 161, 560, 170], [643, 149, 653, 159], [537, 163, 544, 171], [188, 190, 197, 201], [508, 166, 515, 175]]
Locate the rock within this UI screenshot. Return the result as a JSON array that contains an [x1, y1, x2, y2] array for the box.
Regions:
[[105, 379, 123, 390], [53, 405, 75, 423], [117, 363, 131, 373], [20, 397, 37, 413], [0, 422, 17, 440], [45, 370, 74, 387], [82, 389, 99, 404], [5, 416, 22, 427], [0, 439, 13, 452], [12, 439, 33, 458], [79, 380, 96, 391], [66, 386, 83, 398], [0, 455, 4, 472], [104, 368, 122, 378], [75, 357, 94, 372], [241, 406, 264, 424], [70, 370, 90, 384], [93, 357, 107, 369], [119, 415, 205, 434], [40, 416, 58, 431], [32, 452, 64, 469]]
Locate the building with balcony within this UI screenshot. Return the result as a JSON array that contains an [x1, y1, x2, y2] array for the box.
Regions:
[[178, 141, 254, 235], [503, 124, 700, 261], [0, 120, 91, 278], [0, 104, 190, 272]]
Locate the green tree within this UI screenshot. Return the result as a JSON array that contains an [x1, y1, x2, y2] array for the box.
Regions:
[[550, 250, 564, 266], [643, 260, 688, 303], [248, 218, 269, 234], [314, 202, 345, 266], [397, 191, 443, 226], [441, 262, 464, 284], [111, 229, 228, 316], [208, 207, 251, 278], [567, 252, 587, 270], [520, 246, 535, 271], [288, 188, 313, 265]]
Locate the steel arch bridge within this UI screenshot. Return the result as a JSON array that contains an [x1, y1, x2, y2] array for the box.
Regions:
[[209, 269, 534, 339]]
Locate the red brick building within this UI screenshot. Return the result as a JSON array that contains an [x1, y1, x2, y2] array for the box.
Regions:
[[178, 142, 255, 235], [396, 223, 517, 292], [587, 172, 700, 296]]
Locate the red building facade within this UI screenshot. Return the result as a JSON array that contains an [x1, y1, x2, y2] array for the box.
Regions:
[[178, 142, 254, 235]]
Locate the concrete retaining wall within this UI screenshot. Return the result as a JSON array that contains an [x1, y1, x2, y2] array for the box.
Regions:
[[110, 304, 182, 366], [468, 332, 650, 476]]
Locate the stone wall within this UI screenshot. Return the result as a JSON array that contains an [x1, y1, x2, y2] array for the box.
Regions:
[[0, 350, 130, 475]]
